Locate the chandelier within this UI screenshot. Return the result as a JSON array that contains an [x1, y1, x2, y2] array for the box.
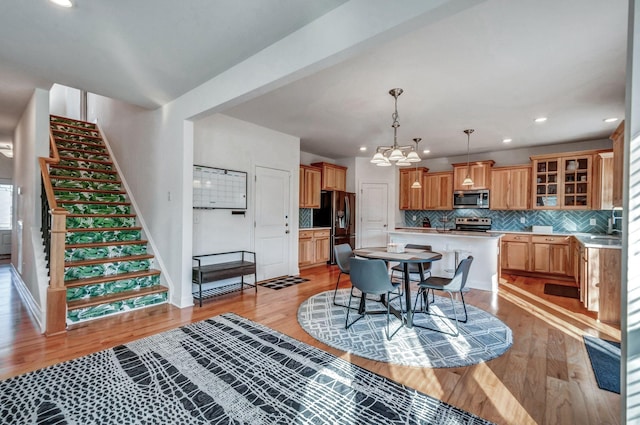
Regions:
[[370, 88, 421, 167], [462, 129, 474, 186]]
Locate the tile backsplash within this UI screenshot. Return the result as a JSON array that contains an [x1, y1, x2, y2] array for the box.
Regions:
[[403, 209, 616, 234], [299, 208, 312, 228]]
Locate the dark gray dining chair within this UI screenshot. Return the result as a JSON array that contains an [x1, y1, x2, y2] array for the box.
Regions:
[[345, 257, 404, 341], [412, 256, 473, 336], [390, 244, 432, 286], [333, 243, 354, 307]]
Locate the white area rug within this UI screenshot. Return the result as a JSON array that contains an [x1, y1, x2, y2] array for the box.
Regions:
[[298, 289, 512, 368]]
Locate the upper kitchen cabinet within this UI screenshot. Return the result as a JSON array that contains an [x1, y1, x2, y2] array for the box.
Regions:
[[610, 120, 624, 208], [452, 160, 495, 191], [299, 165, 321, 208], [531, 151, 594, 210], [311, 162, 347, 191], [423, 171, 453, 210], [490, 165, 531, 210], [592, 151, 614, 210], [399, 167, 428, 210]]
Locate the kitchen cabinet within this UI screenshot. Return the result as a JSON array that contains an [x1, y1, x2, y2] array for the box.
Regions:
[[531, 235, 570, 275], [501, 233, 530, 271], [531, 151, 594, 210], [592, 151, 614, 210], [452, 160, 495, 191], [610, 120, 624, 208], [299, 165, 321, 208], [423, 171, 453, 210], [399, 167, 428, 210], [298, 229, 330, 269], [580, 245, 621, 325], [311, 162, 347, 191], [490, 165, 531, 210]]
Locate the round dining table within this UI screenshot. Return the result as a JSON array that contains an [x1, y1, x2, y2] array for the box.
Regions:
[[353, 246, 442, 328]]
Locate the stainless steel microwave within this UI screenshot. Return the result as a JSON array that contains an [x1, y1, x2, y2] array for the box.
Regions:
[[453, 189, 490, 209]]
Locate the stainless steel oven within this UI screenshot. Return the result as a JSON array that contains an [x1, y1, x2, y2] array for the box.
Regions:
[[453, 189, 489, 209]]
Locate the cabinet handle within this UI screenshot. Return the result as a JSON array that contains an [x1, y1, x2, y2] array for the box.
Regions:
[[545, 238, 555, 241]]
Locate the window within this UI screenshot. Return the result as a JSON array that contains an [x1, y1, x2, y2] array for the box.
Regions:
[[0, 184, 12, 230]]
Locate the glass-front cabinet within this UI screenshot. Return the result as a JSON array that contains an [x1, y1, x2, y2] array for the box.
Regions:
[[531, 152, 593, 210], [533, 158, 558, 208]]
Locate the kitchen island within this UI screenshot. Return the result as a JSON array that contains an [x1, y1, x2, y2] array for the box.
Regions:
[[388, 228, 503, 292]]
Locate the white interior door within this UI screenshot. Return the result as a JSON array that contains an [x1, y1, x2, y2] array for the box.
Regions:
[[360, 182, 388, 248], [254, 166, 290, 280]]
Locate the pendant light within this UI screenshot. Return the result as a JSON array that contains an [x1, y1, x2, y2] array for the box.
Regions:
[[410, 138, 422, 189], [462, 129, 474, 186]]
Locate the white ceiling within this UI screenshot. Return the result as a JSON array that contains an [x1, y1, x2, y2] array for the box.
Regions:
[[0, 0, 628, 160]]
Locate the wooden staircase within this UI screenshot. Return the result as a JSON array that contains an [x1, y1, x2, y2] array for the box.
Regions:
[[42, 115, 167, 328]]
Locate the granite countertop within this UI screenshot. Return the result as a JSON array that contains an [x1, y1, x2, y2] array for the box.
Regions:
[[487, 229, 621, 249], [392, 228, 503, 238]]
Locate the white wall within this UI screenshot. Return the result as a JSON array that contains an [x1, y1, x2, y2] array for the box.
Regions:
[[11, 88, 50, 329], [193, 114, 300, 273], [0, 154, 13, 179], [49, 84, 81, 120]]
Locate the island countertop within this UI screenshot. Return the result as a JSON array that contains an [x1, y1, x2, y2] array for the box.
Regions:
[[394, 227, 504, 238]]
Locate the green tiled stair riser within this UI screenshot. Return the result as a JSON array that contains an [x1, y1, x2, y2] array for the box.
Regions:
[[50, 116, 96, 129], [66, 274, 160, 302], [61, 203, 131, 215], [64, 259, 152, 281], [57, 151, 111, 161], [65, 243, 148, 262], [66, 229, 141, 245], [55, 141, 106, 152], [67, 292, 167, 324], [51, 180, 122, 191], [57, 159, 114, 171], [52, 124, 100, 138], [66, 216, 135, 229], [49, 168, 118, 181], [55, 192, 127, 203]]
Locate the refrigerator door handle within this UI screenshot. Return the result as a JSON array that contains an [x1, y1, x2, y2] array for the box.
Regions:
[[345, 195, 350, 231]]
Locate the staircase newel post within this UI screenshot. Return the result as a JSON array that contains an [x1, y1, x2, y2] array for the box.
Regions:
[[45, 207, 68, 336]]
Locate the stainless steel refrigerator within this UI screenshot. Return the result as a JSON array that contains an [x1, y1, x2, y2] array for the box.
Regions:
[[313, 190, 356, 264]]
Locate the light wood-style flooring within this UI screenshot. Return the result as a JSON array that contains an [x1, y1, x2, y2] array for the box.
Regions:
[[0, 264, 621, 425]]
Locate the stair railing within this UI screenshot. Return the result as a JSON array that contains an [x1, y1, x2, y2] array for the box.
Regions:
[[39, 130, 68, 336]]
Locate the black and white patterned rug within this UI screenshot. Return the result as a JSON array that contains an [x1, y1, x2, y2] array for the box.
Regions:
[[0, 313, 494, 424], [259, 275, 309, 290], [298, 289, 512, 368]]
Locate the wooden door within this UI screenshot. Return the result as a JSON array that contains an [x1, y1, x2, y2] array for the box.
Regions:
[[298, 235, 314, 267], [304, 167, 321, 208], [314, 234, 330, 263], [334, 167, 346, 191], [610, 120, 623, 208], [502, 241, 529, 271], [549, 244, 568, 275], [532, 243, 550, 273], [399, 168, 424, 210], [490, 169, 510, 210], [509, 167, 531, 209]]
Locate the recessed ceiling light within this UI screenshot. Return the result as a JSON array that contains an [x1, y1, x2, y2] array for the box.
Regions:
[[503, 138, 512, 143], [50, 0, 73, 7], [534, 117, 547, 123], [359, 146, 367, 152], [422, 149, 430, 154], [603, 117, 619, 123]]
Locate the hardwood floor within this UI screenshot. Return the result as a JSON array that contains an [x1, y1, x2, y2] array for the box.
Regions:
[[0, 264, 621, 425]]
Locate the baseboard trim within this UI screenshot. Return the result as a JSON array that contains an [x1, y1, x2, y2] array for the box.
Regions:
[[10, 264, 44, 333]]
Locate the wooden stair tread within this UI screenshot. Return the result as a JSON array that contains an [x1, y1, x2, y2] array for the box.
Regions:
[[53, 136, 104, 147], [64, 253, 153, 267], [58, 156, 113, 165], [56, 146, 110, 156], [50, 165, 117, 174], [66, 226, 142, 233], [53, 187, 126, 194], [66, 239, 148, 249], [67, 285, 167, 310], [58, 200, 131, 206], [65, 269, 160, 288], [51, 128, 101, 138]]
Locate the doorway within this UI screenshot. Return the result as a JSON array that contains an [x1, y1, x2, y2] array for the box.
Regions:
[[254, 166, 291, 280], [359, 182, 389, 248]]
